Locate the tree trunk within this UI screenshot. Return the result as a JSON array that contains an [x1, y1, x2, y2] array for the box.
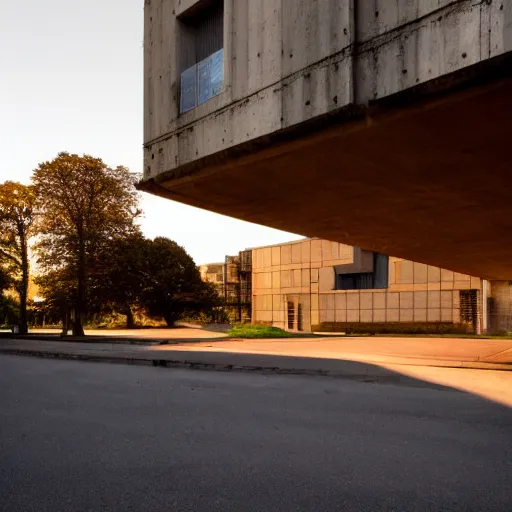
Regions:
[[18, 233, 29, 334], [61, 306, 69, 336], [126, 306, 135, 329], [73, 236, 86, 337], [164, 312, 178, 328]]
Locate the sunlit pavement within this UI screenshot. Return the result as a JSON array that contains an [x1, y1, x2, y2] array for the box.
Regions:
[[2, 335, 512, 407], [1, 355, 511, 512], [29, 327, 226, 340]]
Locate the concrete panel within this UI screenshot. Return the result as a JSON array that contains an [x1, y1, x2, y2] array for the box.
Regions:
[[398, 261, 414, 284], [302, 269, 310, 289], [414, 291, 428, 310], [335, 309, 347, 323], [414, 263, 428, 284], [428, 266, 441, 283], [281, 270, 292, 288], [428, 291, 441, 309], [282, 245, 292, 265], [360, 292, 373, 310], [400, 292, 414, 309], [339, 244, 353, 263], [490, 0, 512, 57], [311, 293, 319, 312], [301, 241, 311, 264], [321, 241, 332, 263], [272, 246, 281, 267], [470, 276, 481, 289], [335, 293, 347, 312], [414, 309, 428, 322], [441, 291, 453, 309], [387, 309, 400, 322], [293, 269, 302, 287], [441, 269, 454, 282], [282, 0, 351, 75], [387, 293, 400, 310], [357, 0, 455, 42], [347, 310, 360, 323], [311, 269, 319, 283], [373, 292, 386, 310], [319, 267, 335, 292], [400, 309, 414, 322], [374, 309, 386, 323], [319, 294, 335, 311], [454, 272, 471, 282], [361, 310, 373, 323], [263, 248, 272, 268], [259, 311, 273, 322], [428, 308, 441, 322], [291, 243, 302, 264], [273, 294, 284, 311], [272, 271, 281, 290], [346, 294, 360, 311], [311, 240, 323, 263]]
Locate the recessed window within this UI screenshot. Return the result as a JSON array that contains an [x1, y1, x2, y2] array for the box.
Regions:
[[179, 0, 224, 113], [336, 254, 389, 290]]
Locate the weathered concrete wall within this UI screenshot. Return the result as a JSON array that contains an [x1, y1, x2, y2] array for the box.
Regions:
[[143, 0, 512, 180]]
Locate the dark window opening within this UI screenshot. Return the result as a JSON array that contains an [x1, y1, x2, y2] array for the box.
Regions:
[[179, 0, 224, 113], [297, 303, 303, 332], [336, 253, 389, 290], [460, 290, 478, 330], [287, 301, 295, 330]]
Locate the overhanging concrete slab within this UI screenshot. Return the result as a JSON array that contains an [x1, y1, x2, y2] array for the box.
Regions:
[[139, 57, 512, 280]]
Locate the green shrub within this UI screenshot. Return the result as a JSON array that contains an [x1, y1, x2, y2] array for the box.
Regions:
[[311, 322, 474, 335], [228, 324, 295, 338]]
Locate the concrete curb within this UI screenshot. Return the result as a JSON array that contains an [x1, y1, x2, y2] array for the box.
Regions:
[[0, 334, 229, 346], [1, 348, 511, 382]]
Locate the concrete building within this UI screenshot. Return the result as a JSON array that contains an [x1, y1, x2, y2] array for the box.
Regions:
[[251, 238, 500, 334], [199, 250, 252, 322], [200, 238, 510, 334], [140, 0, 512, 286]]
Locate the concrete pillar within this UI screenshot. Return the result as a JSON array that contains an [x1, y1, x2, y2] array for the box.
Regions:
[[489, 281, 512, 334], [480, 280, 489, 334]]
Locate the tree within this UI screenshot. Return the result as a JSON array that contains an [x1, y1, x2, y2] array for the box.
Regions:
[[33, 153, 141, 336], [34, 266, 76, 334], [0, 181, 36, 334], [91, 233, 149, 328], [140, 237, 221, 327]]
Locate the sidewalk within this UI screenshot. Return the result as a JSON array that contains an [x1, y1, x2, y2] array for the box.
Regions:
[[1, 335, 511, 375]]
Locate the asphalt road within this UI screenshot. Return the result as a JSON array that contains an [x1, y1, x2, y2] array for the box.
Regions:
[[1, 356, 511, 512]]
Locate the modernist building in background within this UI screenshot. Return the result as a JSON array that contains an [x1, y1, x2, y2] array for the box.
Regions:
[[199, 250, 252, 323], [200, 239, 512, 334], [251, 239, 489, 333]]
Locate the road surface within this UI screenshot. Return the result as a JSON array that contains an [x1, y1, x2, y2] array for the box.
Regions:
[[1, 355, 511, 511]]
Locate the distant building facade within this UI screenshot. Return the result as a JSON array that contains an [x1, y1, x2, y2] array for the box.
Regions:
[[199, 250, 252, 323], [251, 239, 493, 334], [201, 238, 511, 333]]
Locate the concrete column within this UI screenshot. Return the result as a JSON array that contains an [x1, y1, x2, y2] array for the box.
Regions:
[[489, 281, 512, 334], [480, 280, 489, 334]]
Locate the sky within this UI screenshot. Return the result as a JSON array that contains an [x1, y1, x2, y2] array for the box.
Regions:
[[0, 0, 301, 264]]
